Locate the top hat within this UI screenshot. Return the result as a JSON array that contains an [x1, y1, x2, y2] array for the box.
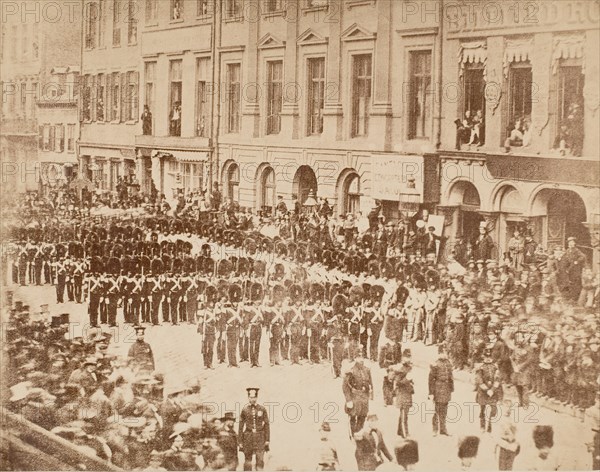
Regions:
[[221, 411, 236, 422], [133, 325, 146, 334]]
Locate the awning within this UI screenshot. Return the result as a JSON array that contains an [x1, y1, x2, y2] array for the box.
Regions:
[[152, 150, 208, 162], [503, 38, 533, 77], [458, 41, 487, 80], [552, 35, 585, 74]]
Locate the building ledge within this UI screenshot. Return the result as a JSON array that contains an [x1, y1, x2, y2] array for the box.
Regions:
[[135, 134, 212, 150]]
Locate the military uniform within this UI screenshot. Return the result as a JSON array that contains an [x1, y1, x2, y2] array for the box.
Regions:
[[428, 354, 454, 435], [128, 329, 155, 373], [475, 354, 502, 433], [239, 391, 270, 471], [201, 305, 217, 368], [342, 360, 373, 434]]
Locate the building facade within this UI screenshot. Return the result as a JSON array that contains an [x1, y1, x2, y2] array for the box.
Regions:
[[0, 0, 81, 194], [436, 0, 600, 264], [79, 0, 142, 194]]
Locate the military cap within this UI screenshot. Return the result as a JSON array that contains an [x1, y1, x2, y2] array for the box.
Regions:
[[458, 436, 480, 459], [395, 439, 419, 468], [533, 425, 554, 449], [246, 387, 260, 397]]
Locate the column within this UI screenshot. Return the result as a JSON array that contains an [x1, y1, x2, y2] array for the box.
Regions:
[[370, 0, 392, 151], [322, 0, 343, 142]]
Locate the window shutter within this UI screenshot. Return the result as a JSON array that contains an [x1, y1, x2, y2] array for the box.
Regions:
[[90, 75, 96, 121], [120, 72, 127, 122], [547, 70, 558, 148], [38, 125, 44, 149], [106, 74, 112, 121], [133, 71, 139, 122]]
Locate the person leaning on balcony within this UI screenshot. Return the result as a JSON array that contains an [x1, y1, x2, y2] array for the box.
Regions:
[[169, 101, 182, 137], [141, 105, 152, 135]]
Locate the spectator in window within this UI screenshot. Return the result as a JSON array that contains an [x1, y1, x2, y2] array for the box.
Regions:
[[141, 105, 152, 135], [468, 109, 484, 146], [553, 123, 571, 156], [172, 0, 181, 19], [454, 110, 472, 150], [504, 119, 524, 150], [521, 118, 532, 147], [567, 102, 583, 156], [169, 101, 181, 136], [211, 183, 222, 211]]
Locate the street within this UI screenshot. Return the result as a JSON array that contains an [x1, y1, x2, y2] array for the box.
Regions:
[[6, 283, 595, 471]]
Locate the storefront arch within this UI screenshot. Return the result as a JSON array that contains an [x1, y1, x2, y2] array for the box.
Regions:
[[293, 165, 318, 204], [492, 184, 526, 258], [447, 180, 484, 244], [530, 187, 589, 255]]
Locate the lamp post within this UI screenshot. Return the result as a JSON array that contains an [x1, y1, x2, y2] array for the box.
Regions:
[[303, 189, 318, 215]]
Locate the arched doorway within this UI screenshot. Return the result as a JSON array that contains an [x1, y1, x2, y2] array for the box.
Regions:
[[258, 166, 276, 215], [338, 170, 361, 216], [494, 185, 525, 258], [447, 180, 484, 245], [223, 161, 240, 202], [293, 165, 318, 205], [531, 188, 589, 258]]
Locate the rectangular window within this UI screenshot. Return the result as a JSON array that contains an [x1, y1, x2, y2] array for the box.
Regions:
[[127, 0, 137, 44], [113, 0, 121, 46], [226, 63, 241, 133], [126, 71, 139, 121], [96, 74, 105, 121], [98, 0, 105, 46], [307, 57, 325, 135], [56, 124, 65, 152], [42, 125, 50, 151], [461, 65, 486, 146], [144, 62, 155, 121], [182, 163, 203, 194], [85, 2, 97, 49], [67, 124, 75, 151], [265, 0, 283, 12], [169, 60, 183, 136], [408, 50, 432, 139], [171, 0, 183, 19], [266, 60, 283, 135], [556, 64, 584, 155], [146, 0, 158, 23], [351, 54, 372, 137], [196, 57, 210, 137], [197, 0, 210, 15], [509, 64, 532, 125], [111, 72, 120, 120], [49, 125, 56, 151], [82, 75, 92, 121], [225, 0, 242, 19]]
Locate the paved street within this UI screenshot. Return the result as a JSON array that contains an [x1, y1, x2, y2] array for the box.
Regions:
[[6, 283, 595, 470]]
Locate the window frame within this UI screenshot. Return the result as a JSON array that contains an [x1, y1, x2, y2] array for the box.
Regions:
[[266, 60, 283, 135], [407, 49, 433, 140], [507, 62, 533, 130], [195, 57, 210, 137], [226, 63, 241, 134], [112, 0, 121, 47], [127, 0, 137, 44], [227, 163, 240, 201], [171, 0, 184, 20], [169, 60, 183, 135], [351, 53, 372, 138], [306, 56, 325, 136], [67, 124, 76, 152]]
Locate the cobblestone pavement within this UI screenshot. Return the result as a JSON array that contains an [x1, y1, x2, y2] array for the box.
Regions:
[[6, 283, 595, 470]]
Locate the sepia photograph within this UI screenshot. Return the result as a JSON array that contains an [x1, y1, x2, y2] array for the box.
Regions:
[[0, 0, 599, 470]]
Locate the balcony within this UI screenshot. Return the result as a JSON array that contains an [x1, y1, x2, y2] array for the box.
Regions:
[[135, 134, 212, 151], [0, 118, 37, 136], [438, 149, 600, 188]]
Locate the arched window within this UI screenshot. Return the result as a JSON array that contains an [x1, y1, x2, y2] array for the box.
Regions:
[[226, 163, 239, 201], [344, 173, 361, 215], [261, 167, 276, 215]]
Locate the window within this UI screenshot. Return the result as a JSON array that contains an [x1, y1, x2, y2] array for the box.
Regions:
[[56, 125, 65, 152], [351, 54, 372, 137], [462, 64, 486, 145], [556, 63, 584, 155], [127, 0, 137, 44], [307, 57, 325, 135], [42, 125, 50, 151], [113, 0, 121, 46], [508, 64, 532, 125], [408, 50, 432, 139], [169, 60, 182, 136], [98, 0, 105, 46], [110, 162, 120, 190], [85, 2, 97, 49], [111, 72, 120, 120], [171, 0, 183, 20], [144, 62, 156, 122], [307, 0, 327, 6], [182, 163, 203, 194], [49, 126, 56, 151], [146, 0, 158, 23], [125, 71, 139, 121], [225, 0, 242, 19], [266, 61, 283, 135], [67, 124, 75, 151], [226, 63, 241, 133], [261, 167, 276, 214], [197, 0, 210, 15], [227, 164, 240, 201], [82, 75, 92, 121], [96, 74, 105, 121], [265, 0, 283, 12], [196, 58, 210, 137], [344, 173, 361, 215]]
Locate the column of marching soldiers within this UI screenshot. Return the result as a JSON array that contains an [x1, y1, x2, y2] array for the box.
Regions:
[[5, 214, 599, 413]]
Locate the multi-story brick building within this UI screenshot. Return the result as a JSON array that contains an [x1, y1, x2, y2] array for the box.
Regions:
[[78, 0, 142, 194], [0, 0, 81, 194]]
